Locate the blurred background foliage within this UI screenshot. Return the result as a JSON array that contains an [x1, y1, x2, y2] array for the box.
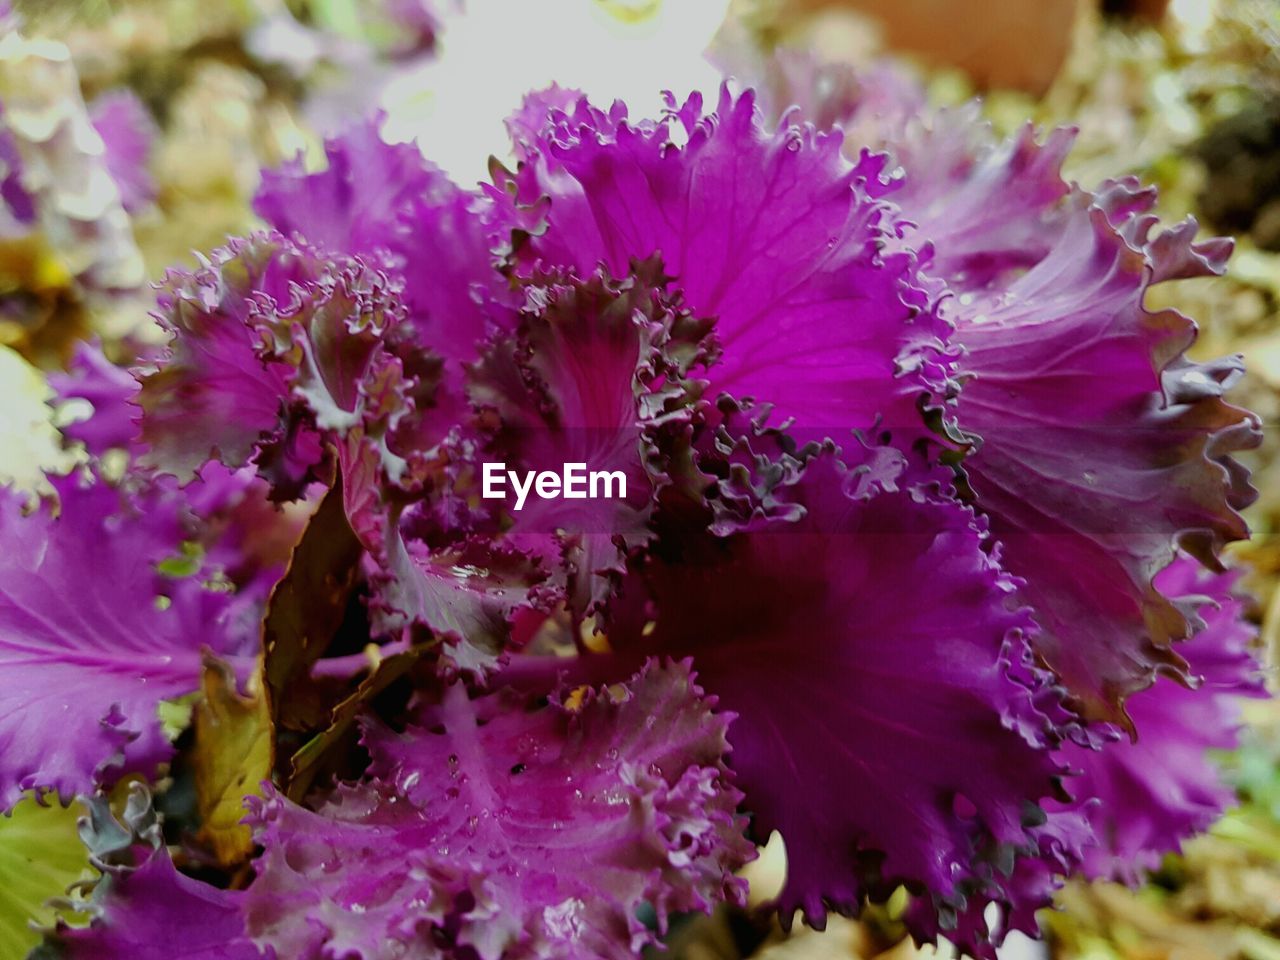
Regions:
[[0, 1, 1277, 958]]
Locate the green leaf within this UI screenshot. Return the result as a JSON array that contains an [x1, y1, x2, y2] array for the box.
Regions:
[[156, 541, 205, 579], [308, 0, 366, 38], [0, 793, 91, 958], [157, 692, 199, 742]]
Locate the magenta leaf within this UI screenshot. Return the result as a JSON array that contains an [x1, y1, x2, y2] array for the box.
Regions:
[[0, 475, 251, 810], [244, 660, 752, 959], [467, 261, 713, 615], [941, 179, 1257, 720], [508, 85, 950, 442], [1056, 555, 1266, 882], [605, 446, 1072, 947], [49, 785, 267, 959]]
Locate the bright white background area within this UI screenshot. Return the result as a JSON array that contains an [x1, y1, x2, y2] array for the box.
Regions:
[[379, 0, 732, 182]]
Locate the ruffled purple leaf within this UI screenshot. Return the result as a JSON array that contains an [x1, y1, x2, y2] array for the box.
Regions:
[[49, 338, 142, 456], [0, 474, 251, 810], [244, 660, 752, 959], [604, 443, 1071, 946], [720, 50, 927, 151], [929, 173, 1259, 720], [47, 785, 267, 959], [870, 106, 1257, 718], [467, 261, 713, 614], [138, 231, 424, 500], [254, 121, 516, 371], [901, 805, 1092, 957], [253, 120, 433, 262], [363, 527, 553, 676], [137, 230, 521, 673], [49, 376, 296, 629], [1056, 555, 1265, 882], [507, 85, 950, 440], [56, 853, 265, 960], [889, 110, 1075, 290], [506, 86, 583, 161], [138, 235, 324, 490]]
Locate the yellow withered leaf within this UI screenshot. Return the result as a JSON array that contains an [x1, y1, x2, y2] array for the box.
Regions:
[[193, 655, 273, 866]]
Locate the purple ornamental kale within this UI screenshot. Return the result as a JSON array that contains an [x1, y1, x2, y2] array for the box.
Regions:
[[503, 89, 949, 439], [18, 69, 1266, 960], [605, 444, 1067, 927]]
